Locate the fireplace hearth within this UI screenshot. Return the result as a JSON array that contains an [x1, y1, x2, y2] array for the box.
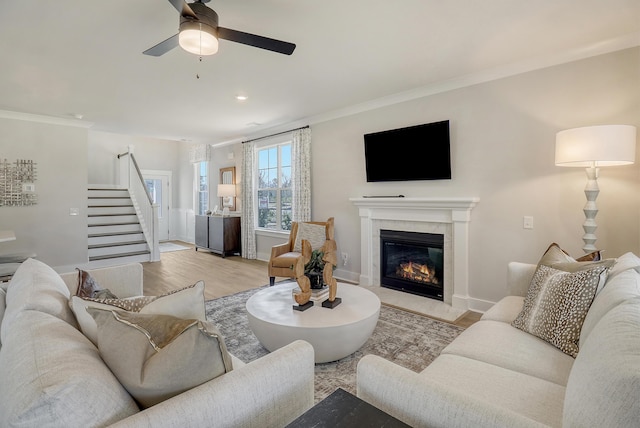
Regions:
[[380, 229, 444, 301]]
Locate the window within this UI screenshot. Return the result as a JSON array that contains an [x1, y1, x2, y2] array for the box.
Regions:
[[195, 161, 208, 215], [257, 143, 292, 230]]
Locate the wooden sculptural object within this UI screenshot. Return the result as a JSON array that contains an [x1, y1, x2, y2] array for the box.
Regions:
[[293, 217, 338, 306]]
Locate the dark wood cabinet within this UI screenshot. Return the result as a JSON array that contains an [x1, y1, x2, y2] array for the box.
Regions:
[[195, 215, 241, 257]]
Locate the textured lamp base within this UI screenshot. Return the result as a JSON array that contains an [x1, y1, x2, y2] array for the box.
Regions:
[[582, 166, 599, 253]]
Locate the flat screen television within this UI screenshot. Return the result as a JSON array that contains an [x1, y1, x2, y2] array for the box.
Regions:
[[364, 120, 451, 182]]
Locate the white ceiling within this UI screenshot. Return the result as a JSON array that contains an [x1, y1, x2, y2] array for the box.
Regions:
[[0, 1, 638, 144]]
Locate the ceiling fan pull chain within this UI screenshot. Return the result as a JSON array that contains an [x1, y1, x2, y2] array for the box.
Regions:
[[197, 56, 202, 79]]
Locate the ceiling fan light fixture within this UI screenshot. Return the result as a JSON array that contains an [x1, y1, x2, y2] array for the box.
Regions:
[[179, 22, 218, 55]]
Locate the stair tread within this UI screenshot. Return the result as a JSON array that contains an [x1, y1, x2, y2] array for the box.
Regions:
[[88, 222, 140, 227], [89, 205, 134, 208], [88, 197, 132, 200], [89, 231, 144, 238], [89, 241, 147, 249], [88, 213, 137, 217], [89, 250, 150, 261]]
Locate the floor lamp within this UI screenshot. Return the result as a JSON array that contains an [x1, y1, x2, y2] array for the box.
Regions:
[[555, 125, 636, 253]]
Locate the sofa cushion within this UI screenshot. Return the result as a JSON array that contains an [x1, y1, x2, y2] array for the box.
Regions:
[[89, 308, 233, 408], [0, 310, 139, 427], [512, 263, 609, 357], [441, 319, 575, 386], [70, 280, 206, 345], [480, 295, 524, 323], [421, 354, 566, 427], [579, 267, 640, 348], [563, 299, 640, 427], [1, 258, 77, 343], [606, 251, 640, 280]]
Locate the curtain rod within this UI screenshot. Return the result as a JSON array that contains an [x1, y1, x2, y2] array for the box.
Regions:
[[242, 125, 309, 144]]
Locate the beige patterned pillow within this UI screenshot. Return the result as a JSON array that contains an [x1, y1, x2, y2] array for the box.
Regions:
[[88, 308, 233, 408], [70, 280, 206, 345], [293, 222, 327, 252], [512, 264, 609, 357]]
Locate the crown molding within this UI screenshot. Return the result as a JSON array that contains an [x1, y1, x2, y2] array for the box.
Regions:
[[0, 110, 94, 129]]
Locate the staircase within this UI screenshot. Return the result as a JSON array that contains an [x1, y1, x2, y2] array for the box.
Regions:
[[87, 188, 151, 266]]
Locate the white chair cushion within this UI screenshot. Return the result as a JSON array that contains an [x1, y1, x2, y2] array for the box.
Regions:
[[293, 223, 327, 252]]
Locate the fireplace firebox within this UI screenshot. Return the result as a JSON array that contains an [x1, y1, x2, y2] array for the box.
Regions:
[[380, 230, 444, 301]]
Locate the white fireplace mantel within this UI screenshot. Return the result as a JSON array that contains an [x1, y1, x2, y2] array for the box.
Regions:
[[350, 197, 479, 310]]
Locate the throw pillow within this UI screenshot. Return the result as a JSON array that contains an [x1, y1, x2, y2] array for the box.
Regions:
[[70, 280, 206, 345], [88, 308, 233, 408], [512, 263, 609, 357], [293, 222, 327, 252], [76, 269, 118, 299]]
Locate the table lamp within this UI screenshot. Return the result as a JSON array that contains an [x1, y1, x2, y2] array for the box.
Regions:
[[555, 125, 636, 252], [217, 184, 236, 216]]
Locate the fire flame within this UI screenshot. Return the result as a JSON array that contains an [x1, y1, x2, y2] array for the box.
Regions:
[[396, 260, 439, 285]]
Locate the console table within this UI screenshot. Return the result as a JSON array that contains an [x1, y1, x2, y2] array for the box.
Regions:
[[195, 215, 241, 257]]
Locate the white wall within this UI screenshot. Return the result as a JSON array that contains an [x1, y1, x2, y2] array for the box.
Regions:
[[0, 117, 88, 268], [306, 47, 639, 309]]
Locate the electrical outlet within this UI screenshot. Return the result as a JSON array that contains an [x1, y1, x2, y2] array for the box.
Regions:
[[523, 216, 534, 229], [341, 252, 349, 266]]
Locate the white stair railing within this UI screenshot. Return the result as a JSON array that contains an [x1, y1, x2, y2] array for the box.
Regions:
[[117, 149, 160, 262]]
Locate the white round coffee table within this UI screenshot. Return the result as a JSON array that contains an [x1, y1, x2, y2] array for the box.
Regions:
[[246, 282, 381, 363]]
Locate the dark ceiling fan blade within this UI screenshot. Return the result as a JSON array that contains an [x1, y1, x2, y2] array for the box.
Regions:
[[167, 0, 198, 19], [143, 34, 180, 56], [218, 27, 296, 55]]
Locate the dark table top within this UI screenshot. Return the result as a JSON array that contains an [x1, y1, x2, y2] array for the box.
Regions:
[[286, 388, 411, 428]]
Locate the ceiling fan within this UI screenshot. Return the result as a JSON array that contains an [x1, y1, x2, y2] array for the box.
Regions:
[[144, 0, 296, 57]]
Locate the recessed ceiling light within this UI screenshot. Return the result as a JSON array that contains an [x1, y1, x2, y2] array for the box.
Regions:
[[236, 95, 248, 101]]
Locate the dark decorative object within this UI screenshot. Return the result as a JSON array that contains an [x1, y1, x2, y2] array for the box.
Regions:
[[305, 250, 327, 289], [292, 301, 314, 312]]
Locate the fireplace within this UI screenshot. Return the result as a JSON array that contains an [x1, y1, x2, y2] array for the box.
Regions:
[[380, 230, 444, 301]]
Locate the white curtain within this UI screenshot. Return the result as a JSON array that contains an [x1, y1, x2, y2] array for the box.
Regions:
[[241, 141, 257, 259], [188, 144, 210, 163], [291, 127, 311, 222]]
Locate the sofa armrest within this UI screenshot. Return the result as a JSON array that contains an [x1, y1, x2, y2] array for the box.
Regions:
[[507, 262, 536, 297], [357, 355, 545, 428], [110, 340, 315, 428], [59, 263, 143, 298]]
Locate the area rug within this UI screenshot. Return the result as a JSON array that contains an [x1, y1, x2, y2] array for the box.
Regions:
[[205, 286, 465, 402]]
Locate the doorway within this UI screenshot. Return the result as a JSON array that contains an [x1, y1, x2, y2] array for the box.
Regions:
[[142, 170, 172, 241]]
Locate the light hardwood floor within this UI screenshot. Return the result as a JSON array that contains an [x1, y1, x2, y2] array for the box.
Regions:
[[143, 241, 481, 328]]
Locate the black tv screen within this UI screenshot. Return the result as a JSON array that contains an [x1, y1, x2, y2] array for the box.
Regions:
[[364, 120, 451, 182]]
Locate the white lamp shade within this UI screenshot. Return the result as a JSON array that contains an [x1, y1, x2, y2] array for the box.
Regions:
[[179, 22, 218, 56], [555, 125, 636, 167], [217, 184, 236, 198]]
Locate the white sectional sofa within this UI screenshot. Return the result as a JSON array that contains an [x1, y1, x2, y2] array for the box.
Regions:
[[0, 259, 315, 427], [357, 254, 640, 427]]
